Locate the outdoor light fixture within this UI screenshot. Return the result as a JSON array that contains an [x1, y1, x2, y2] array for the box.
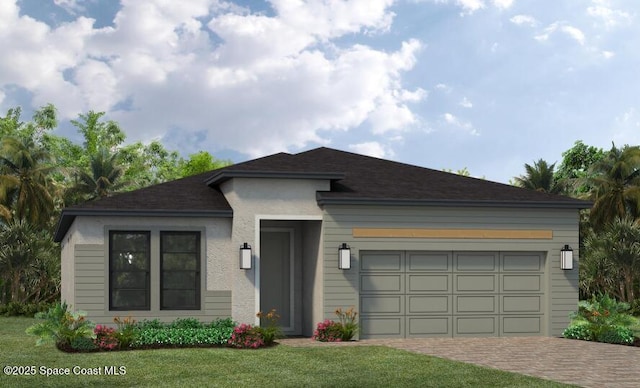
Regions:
[[338, 243, 351, 270], [240, 243, 252, 270], [560, 245, 573, 270]]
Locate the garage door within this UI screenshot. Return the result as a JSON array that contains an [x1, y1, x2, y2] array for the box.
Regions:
[[359, 251, 545, 338]]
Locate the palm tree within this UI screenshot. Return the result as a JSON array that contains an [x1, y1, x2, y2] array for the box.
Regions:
[[70, 147, 129, 201], [513, 159, 563, 194], [581, 217, 640, 302], [0, 137, 55, 225], [0, 219, 59, 303], [587, 144, 640, 229]]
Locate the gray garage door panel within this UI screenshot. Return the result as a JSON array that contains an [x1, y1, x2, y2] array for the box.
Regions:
[[455, 295, 497, 314], [408, 252, 451, 271], [502, 316, 541, 335], [502, 295, 542, 313], [408, 317, 451, 337], [361, 252, 402, 271], [361, 274, 403, 293], [361, 317, 403, 338], [502, 275, 542, 292], [359, 251, 545, 339], [456, 253, 498, 271], [361, 295, 403, 314], [408, 274, 450, 292], [455, 274, 498, 292], [503, 253, 543, 271], [455, 316, 497, 335], [408, 295, 451, 314]]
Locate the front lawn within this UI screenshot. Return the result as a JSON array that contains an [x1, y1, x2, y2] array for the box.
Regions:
[[1, 317, 571, 387]]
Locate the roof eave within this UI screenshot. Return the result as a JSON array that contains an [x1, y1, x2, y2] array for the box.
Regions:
[[316, 195, 593, 209], [205, 170, 346, 186], [53, 208, 233, 242]]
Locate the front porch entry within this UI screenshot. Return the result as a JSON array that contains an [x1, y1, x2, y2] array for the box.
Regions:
[[257, 218, 322, 336]]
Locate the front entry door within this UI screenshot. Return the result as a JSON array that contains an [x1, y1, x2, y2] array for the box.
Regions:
[[260, 229, 293, 331]]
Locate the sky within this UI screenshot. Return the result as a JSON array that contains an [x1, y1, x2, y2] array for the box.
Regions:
[[1, 0, 639, 183]]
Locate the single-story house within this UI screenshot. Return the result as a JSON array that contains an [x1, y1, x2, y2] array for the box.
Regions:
[[54, 147, 590, 338]]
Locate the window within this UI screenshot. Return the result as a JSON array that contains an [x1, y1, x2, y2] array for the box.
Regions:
[[109, 231, 150, 310], [160, 231, 201, 310]]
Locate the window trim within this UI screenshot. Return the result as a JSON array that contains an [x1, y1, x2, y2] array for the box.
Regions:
[[108, 230, 151, 311], [159, 231, 201, 311]]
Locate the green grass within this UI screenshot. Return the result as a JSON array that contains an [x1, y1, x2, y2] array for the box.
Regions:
[[0, 317, 572, 387]]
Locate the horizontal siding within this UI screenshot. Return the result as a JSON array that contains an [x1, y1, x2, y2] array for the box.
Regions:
[[322, 205, 581, 337], [74, 244, 105, 313], [72, 244, 232, 325], [203, 291, 232, 318]]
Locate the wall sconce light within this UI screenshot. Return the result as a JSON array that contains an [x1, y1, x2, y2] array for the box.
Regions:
[[339, 243, 351, 270], [560, 245, 573, 270], [240, 243, 252, 270]]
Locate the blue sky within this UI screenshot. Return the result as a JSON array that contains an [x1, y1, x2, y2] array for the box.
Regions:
[[2, 0, 638, 183]]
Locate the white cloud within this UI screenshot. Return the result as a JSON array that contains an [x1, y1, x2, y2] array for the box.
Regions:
[[0, 0, 425, 158], [458, 0, 485, 13], [271, 0, 396, 39], [418, 0, 485, 15], [459, 97, 473, 108], [348, 141, 394, 158], [492, 0, 513, 10], [435, 83, 452, 92], [587, 0, 632, 28], [53, 0, 85, 14], [535, 22, 585, 46], [561, 25, 585, 45], [442, 113, 479, 135], [602, 50, 615, 59], [510, 14, 537, 27]]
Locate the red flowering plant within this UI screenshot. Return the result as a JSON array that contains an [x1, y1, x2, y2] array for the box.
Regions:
[[93, 324, 119, 350], [312, 319, 343, 342], [313, 307, 359, 342], [227, 323, 265, 349]]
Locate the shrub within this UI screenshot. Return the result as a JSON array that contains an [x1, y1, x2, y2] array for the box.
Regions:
[[255, 309, 283, 346], [599, 326, 635, 345], [562, 323, 592, 341], [227, 323, 264, 349], [113, 316, 137, 349], [71, 336, 98, 351], [25, 302, 94, 348], [132, 318, 236, 348], [136, 319, 164, 330], [0, 301, 56, 317], [313, 319, 343, 342], [630, 299, 640, 317], [94, 325, 119, 350], [564, 294, 639, 345], [169, 317, 203, 329]]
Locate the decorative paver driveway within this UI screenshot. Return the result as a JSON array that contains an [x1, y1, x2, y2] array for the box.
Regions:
[[280, 337, 640, 387]]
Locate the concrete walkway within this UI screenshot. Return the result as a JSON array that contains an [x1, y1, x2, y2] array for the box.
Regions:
[[279, 337, 640, 387]]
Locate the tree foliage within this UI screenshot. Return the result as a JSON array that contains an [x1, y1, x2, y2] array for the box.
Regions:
[[0, 134, 56, 226], [581, 218, 640, 302], [0, 219, 60, 304], [556, 140, 605, 195], [0, 104, 231, 307], [69, 148, 129, 202], [513, 159, 563, 194], [586, 144, 640, 229], [513, 141, 640, 303]]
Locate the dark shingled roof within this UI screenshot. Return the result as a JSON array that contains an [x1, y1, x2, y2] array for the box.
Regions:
[[54, 147, 591, 241]]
